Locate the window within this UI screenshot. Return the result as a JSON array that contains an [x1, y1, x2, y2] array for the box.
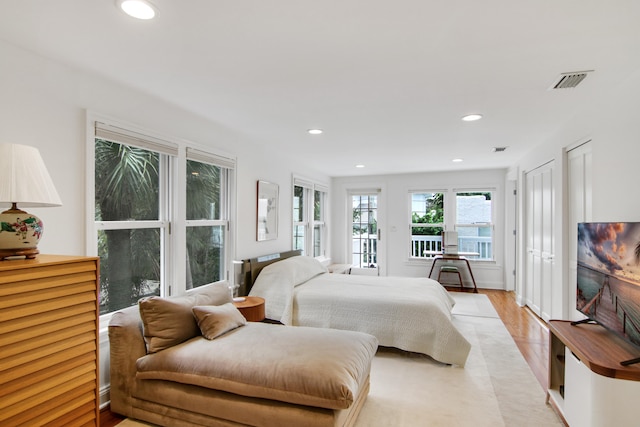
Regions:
[[351, 193, 378, 268], [313, 189, 326, 257], [91, 121, 235, 316], [455, 191, 493, 259], [185, 148, 233, 289], [409, 189, 494, 261], [292, 176, 328, 257], [293, 185, 306, 253], [410, 192, 445, 258]]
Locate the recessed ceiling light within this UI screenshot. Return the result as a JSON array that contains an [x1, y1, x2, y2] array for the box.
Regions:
[[452, 158, 464, 163], [117, 0, 157, 20], [461, 114, 483, 122], [355, 164, 365, 168], [307, 129, 323, 135]]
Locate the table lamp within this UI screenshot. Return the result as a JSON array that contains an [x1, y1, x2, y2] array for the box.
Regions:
[[0, 143, 62, 260]]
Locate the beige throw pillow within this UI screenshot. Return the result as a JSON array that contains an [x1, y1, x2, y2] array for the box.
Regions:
[[139, 282, 232, 353], [193, 303, 247, 340]]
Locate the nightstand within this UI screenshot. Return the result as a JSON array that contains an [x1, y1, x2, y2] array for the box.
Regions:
[[233, 296, 265, 322]]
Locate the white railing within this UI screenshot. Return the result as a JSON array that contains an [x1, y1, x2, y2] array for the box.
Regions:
[[411, 235, 492, 259]]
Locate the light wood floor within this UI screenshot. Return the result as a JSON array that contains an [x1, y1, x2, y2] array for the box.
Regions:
[[476, 289, 549, 390], [100, 289, 549, 426]]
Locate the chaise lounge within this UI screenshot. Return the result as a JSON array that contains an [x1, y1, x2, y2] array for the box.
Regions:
[[109, 282, 378, 427]]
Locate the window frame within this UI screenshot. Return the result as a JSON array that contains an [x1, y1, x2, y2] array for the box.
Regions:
[[454, 190, 494, 260], [313, 187, 327, 258], [87, 114, 236, 328], [349, 191, 380, 270], [408, 188, 495, 261], [292, 175, 329, 259], [409, 191, 446, 259]]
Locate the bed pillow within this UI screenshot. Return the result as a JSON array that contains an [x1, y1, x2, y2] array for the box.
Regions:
[[139, 282, 232, 353], [193, 303, 247, 340], [261, 255, 327, 288]]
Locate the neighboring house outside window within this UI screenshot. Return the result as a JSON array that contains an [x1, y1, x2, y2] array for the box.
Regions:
[[90, 120, 235, 317], [409, 189, 494, 261], [455, 191, 493, 260], [293, 176, 328, 258]]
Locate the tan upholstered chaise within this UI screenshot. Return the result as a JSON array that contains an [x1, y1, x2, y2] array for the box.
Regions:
[[109, 282, 377, 427]]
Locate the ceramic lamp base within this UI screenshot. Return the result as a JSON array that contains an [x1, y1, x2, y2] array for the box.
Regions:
[[0, 206, 43, 261]]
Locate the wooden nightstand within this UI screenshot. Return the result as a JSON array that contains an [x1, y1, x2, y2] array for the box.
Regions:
[[233, 296, 265, 322]]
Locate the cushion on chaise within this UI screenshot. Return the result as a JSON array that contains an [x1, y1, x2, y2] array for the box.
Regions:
[[192, 303, 247, 340], [135, 321, 378, 410], [139, 283, 232, 353]]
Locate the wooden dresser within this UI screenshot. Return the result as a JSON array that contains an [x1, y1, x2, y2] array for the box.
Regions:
[[0, 255, 100, 426]]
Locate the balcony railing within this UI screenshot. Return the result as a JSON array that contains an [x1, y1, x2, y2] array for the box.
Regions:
[[352, 235, 493, 265], [411, 235, 492, 259]]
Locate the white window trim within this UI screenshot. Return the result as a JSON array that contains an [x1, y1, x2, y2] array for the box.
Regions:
[[407, 187, 496, 262], [408, 190, 447, 260], [292, 175, 330, 260], [87, 111, 237, 330], [453, 189, 495, 261]]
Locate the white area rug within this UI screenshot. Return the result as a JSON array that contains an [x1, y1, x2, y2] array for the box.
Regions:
[[354, 293, 561, 426], [118, 294, 561, 427]]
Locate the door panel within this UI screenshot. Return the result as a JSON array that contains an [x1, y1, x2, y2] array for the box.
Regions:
[[524, 161, 555, 320], [567, 142, 592, 320]]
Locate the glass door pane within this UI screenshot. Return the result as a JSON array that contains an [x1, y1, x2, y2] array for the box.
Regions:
[[351, 194, 378, 269]]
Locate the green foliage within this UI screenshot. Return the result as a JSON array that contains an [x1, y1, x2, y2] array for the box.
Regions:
[[95, 140, 225, 314], [95, 139, 161, 314], [412, 192, 443, 235], [186, 160, 221, 220]]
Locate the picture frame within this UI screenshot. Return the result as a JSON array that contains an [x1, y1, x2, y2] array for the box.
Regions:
[[256, 180, 278, 241]]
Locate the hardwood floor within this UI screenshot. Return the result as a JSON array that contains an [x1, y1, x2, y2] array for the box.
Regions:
[[100, 289, 550, 426], [478, 289, 550, 390]]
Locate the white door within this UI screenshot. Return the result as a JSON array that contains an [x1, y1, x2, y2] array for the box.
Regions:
[[567, 141, 592, 320], [524, 161, 555, 320]]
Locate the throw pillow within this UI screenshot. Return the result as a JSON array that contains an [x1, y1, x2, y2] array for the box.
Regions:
[[193, 303, 247, 340], [139, 281, 232, 353]]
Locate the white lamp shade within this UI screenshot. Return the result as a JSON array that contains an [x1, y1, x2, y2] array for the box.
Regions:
[[0, 143, 62, 207]]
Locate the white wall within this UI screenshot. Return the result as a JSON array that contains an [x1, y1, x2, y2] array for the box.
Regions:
[[331, 168, 508, 289], [0, 39, 329, 261], [510, 66, 640, 320]]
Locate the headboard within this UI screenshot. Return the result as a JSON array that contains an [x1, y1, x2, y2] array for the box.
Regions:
[[240, 250, 302, 294]]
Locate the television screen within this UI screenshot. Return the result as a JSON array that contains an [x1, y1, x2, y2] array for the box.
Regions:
[[577, 222, 640, 348]]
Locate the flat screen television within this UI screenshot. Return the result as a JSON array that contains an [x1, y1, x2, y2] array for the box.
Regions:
[[576, 222, 640, 357]]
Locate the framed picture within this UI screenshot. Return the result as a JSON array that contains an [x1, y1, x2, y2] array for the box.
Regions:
[[257, 180, 278, 241]]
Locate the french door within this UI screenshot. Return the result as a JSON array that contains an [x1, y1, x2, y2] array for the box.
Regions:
[[349, 191, 381, 275]]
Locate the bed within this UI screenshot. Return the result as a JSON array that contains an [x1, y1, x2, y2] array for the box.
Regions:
[[246, 252, 471, 366]]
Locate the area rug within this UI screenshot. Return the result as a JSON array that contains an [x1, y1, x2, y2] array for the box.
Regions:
[[117, 294, 561, 427]]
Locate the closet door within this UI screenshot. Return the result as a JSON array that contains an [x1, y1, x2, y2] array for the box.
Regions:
[[524, 161, 555, 320], [567, 141, 592, 320]]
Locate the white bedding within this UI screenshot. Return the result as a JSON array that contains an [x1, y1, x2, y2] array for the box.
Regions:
[[249, 256, 471, 366]]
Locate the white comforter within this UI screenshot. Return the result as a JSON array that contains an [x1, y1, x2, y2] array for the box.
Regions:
[[249, 256, 471, 366]]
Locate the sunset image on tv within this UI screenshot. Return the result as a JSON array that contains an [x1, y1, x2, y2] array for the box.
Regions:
[[577, 222, 640, 347]]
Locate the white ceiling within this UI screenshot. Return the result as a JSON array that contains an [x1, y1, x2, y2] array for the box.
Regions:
[[1, 0, 639, 177]]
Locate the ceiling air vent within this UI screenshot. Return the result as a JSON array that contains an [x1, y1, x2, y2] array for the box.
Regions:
[[492, 146, 507, 153], [549, 70, 594, 90]]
